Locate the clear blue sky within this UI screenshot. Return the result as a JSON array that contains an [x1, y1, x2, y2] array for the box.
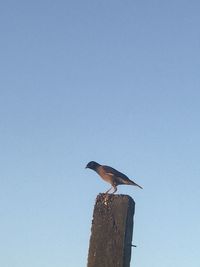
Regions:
[[1, 1, 200, 266]]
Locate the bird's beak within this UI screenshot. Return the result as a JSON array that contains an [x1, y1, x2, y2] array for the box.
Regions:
[[85, 165, 88, 169]]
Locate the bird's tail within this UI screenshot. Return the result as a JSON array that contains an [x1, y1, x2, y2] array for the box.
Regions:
[[129, 180, 143, 189]]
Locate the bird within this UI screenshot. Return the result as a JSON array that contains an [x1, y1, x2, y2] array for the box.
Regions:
[[85, 161, 143, 194]]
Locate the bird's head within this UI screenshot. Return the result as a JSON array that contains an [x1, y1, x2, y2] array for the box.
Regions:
[[85, 161, 100, 170]]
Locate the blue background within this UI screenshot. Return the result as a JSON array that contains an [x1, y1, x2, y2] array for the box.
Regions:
[[1, 1, 200, 266]]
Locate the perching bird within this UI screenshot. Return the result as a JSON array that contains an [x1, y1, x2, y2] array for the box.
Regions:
[[86, 161, 143, 194]]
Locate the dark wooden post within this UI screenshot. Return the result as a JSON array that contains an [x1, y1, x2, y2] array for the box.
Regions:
[[87, 193, 135, 267]]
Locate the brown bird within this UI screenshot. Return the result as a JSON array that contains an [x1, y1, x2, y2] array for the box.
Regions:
[[86, 161, 143, 194]]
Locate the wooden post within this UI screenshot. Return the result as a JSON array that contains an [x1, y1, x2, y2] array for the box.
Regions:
[[87, 193, 135, 267]]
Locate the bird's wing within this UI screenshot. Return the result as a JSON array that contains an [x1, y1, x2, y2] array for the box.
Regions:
[[102, 165, 143, 188], [102, 165, 131, 182]]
